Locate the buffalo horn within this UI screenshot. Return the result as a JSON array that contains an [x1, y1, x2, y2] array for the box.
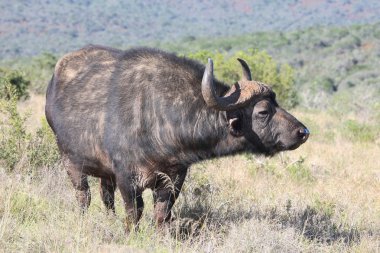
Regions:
[[237, 58, 252, 81], [201, 58, 272, 111]]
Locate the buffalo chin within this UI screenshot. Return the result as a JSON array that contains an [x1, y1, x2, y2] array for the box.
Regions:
[[275, 141, 303, 152], [259, 141, 303, 157]]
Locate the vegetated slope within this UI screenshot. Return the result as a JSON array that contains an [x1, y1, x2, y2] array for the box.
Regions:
[[1, 0, 380, 58], [161, 23, 380, 115]]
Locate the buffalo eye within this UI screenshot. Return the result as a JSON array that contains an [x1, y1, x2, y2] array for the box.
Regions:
[[254, 100, 272, 120], [258, 110, 269, 116]]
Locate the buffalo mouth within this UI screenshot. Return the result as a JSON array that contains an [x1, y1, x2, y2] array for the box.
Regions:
[[286, 142, 303, 151], [245, 139, 305, 157], [277, 140, 304, 151], [266, 141, 303, 155]]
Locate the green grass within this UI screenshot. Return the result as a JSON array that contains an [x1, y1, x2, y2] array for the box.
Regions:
[[342, 119, 377, 142]]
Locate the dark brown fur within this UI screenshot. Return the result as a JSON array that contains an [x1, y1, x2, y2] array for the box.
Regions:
[[45, 45, 308, 231]]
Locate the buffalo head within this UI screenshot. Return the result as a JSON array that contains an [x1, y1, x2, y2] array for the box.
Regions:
[[202, 58, 309, 156]]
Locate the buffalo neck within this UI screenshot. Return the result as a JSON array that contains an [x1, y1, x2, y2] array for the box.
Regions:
[[185, 108, 248, 161], [212, 111, 248, 157]]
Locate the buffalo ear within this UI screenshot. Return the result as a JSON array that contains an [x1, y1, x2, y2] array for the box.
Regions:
[[228, 117, 244, 137]]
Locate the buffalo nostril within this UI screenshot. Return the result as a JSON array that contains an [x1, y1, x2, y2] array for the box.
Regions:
[[298, 128, 310, 141]]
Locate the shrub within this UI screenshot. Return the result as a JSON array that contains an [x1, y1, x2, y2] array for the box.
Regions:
[[0, 86, 59, 171], [0, 86, 30, 170], [319, 77, 337, 93], [285, 156, 314, 183], [0, 68, 30, 100]]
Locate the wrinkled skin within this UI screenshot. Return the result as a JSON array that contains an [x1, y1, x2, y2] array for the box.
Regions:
[[45, 45, 309, 232]]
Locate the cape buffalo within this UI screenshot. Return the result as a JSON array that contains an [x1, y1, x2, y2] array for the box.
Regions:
[[45, 45, 309, 231]]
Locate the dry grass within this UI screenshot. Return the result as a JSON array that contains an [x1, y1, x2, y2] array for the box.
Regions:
[[0, 96, 379, 252]]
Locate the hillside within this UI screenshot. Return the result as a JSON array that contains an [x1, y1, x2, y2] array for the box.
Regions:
[[160, 23, 380, 114], [1, 0, 380, 58]]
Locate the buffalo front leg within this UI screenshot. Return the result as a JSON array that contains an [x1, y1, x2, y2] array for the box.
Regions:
[[153, 170, 188, 226], [173, 168, 188, 200], [116, 173, 144, 233], [64, 158, 91, 211], [153, 169, 188, 224], [162, 169, 188, 222], [100, 176, 116, 212]]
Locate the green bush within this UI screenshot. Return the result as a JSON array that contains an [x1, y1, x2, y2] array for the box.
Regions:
[[0, 86, 59, 171], [188, 49, 298, 108], [0, 86, 30, 170], [0, 68, 30, 100], [317, 77, 337, 93]]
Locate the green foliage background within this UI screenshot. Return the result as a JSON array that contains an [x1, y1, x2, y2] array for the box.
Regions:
[[188, 49, 297, 108]]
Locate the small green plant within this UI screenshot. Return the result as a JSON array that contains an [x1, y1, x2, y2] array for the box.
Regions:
[[313, 198, 336, 218], [244, 154, 281, 178], [10, 191, 50, 225], [286, 156, 314, 182]]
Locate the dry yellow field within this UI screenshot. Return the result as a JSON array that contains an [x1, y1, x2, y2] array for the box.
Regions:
[[0, 95, 379, 252]]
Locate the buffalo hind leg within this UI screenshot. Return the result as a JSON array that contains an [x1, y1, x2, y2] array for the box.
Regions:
[[65, 159, 91, 211], [116, 172, 144, 233], [100, 176, 117, 212]]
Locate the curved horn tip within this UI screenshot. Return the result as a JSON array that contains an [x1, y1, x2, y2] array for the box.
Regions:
[[237, 58, 252, 81], [207, 58, 213, 66], [237, 58, 246, 64]]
